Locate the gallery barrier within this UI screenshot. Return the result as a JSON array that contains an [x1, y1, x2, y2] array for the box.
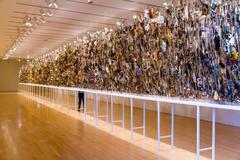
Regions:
[[18, 83, 240, 160]]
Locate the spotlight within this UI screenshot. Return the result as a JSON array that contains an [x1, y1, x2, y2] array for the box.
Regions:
[[40, 8, 46, 16], [24, 15, 33, 27], [87, 0, 93, 4], [53, 2, 58, 8], [116, 21, 121, 26], [46, 0, 58, 8], [25, 22, 32, 27], [46, 9, 54, 17], [13, 47, 17, 51], [40, 16, 47, 23]]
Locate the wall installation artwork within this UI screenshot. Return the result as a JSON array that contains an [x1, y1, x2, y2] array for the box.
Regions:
[[19, 0, 240, 103]]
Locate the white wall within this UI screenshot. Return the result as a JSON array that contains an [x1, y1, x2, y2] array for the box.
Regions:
[[87, 93, 240, 127], [0, 59, 25, 92]]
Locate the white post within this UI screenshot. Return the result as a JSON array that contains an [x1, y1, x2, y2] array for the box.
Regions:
[[57, 89, 59, 106], [122, 97, 124, 129], [106, 96, 109, 123], [53, 88, 55, 105], [143, 100, 146, 138], [84, 92, 87, 121], [157, 101, 161, 152], [75, 91, 77, 111], [52, 88, 54, 104], [41, 87, 43, 100], [171, 104, 175, 147], [212, 108, 216, 160], [67, 90, 69, 110], [94, 93, 96, 120], [111, 95, 114, 131], [95, 94, 98, 126], [196, 105, 200, 160], [42, 87, 44, 100], [130, 98, 133, 140]]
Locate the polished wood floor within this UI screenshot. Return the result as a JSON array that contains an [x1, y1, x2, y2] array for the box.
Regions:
[[0, 92, 240, 160]]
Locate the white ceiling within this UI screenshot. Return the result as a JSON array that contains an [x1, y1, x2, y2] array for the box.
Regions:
[[0, 0, 168, 59]]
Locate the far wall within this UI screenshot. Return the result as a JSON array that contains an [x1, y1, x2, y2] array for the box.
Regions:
[[0, 59, 25, 92]]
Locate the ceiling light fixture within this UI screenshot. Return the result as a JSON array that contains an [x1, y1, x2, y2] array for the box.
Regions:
[[40, 8, 46, 16], [40, 16, 47, 23], [46, 9, 54, 17], [24, 15, 33, 27], [87, 0, 93, 4], [3, 0, 59, 59], [46, 0, 58, 8], [116, 21, 121, 26]]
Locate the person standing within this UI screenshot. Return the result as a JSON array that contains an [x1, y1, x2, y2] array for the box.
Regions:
[[78, 91, 85, 112]]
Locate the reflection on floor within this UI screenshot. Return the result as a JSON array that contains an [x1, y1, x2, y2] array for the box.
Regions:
[[0, 92, 239, 160]]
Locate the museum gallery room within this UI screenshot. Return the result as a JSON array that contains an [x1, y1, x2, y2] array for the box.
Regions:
[[0, 0, 240, 160]]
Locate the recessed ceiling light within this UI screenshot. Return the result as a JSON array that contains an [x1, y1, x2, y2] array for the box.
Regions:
[[87, 0, 93, 4], [46, 9, 54, 17], [117, 21, 121, 26], [40, 8, 46, 16], [46, 0, 58, 8]]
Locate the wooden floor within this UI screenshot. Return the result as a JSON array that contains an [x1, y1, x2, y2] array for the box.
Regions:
[[0, 93, 240, 160]]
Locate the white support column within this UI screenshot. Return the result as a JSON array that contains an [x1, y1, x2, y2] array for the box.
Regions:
[[66, 90, 69, 110], [171, 104, 175, 147], [75, 91, 77, 111], [93, 93, 96, 120], [111, 95, 114, 132], [130, 98, 133, 140], [33, 86, 35, 97], [106, 96, 109, 123], [41, 87, 43, 100], [52, 88, 55, 105], [212, 108, 216, 160], [84, 92, 87, 121], [57, 89, 59, 106], [46, 88, 48, 101], [143, 100, 146, 138], [196, 105, 200, 160], [52, 88, 54, 104], [157, 101, 161, 152], [48, 87, 50, 102], [46, 87, 47, 101], [95, 94, 98, 126], [44, 87, 45, 100], [36, 86, 38, 97], [42, 87, 44, 100], [122, 97, 124, 129]]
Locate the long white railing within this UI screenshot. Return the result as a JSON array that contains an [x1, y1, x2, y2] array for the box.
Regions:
[[18, 83, 240, 160]]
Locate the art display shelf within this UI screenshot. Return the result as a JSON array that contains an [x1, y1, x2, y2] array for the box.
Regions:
[[18, 83, 240, 160]]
